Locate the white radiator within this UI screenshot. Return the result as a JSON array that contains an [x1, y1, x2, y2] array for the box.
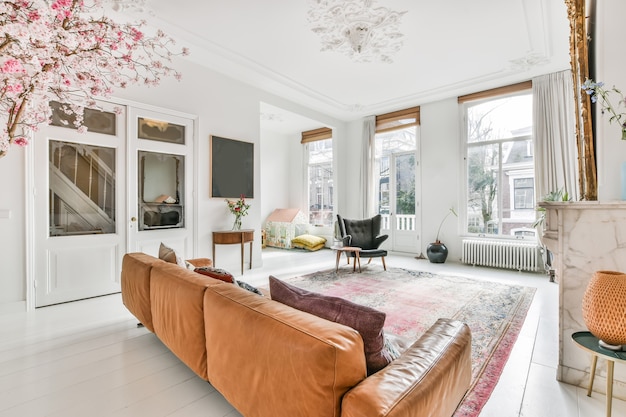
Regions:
[[461, 239, 540, 272]]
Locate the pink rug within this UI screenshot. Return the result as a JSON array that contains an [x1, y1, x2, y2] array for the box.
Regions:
[[281, 267, 536, 417]]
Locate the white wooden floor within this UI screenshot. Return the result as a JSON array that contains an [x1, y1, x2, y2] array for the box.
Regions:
[[0, 248, 623, 417]]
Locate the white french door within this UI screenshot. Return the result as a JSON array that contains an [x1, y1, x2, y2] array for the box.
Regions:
[[387, 151, 421, 253], [126, 107, 196, 259], [375, 124, 421, 254], [31, 102, 196, 308], [33, 101, 127, 307]]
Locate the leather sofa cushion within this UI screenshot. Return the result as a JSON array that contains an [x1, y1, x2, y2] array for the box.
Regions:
[[150, 262, 223, 380], [204, 283, 366, 417], [185, 258, 213, 268], [341, 318, 472, 417], [269, 276, 391, 375], [121, 252, 165, 332]]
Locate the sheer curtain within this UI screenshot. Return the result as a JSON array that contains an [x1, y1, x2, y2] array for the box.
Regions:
[[359, 116, 376, 218], [533, 70, 580, 201]]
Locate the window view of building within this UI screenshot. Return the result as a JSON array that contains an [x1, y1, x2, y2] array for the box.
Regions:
[[374, 128, 416, 231], [373, 107, 419, 239], [464, 92, 536, 238], [307, 137, 333, 227]]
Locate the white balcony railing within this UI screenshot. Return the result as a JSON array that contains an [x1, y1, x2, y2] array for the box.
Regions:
[[381, 214, 415, 231]]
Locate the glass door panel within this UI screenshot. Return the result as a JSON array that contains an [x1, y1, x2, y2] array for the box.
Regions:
[[394, 153, 416, 232], [138, 151, 185, 231], [49, 140, 116, 236]]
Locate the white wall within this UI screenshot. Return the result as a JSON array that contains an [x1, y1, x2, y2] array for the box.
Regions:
[[260, 130, 292, 222], [0, 147, 26, 313], [339, 121, 367, 219], [595, 1, 626, 201], [420, 99, 462, 260]]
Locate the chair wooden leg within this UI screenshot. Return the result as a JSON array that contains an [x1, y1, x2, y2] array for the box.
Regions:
[[367, 258, 372, 264], [381, 256, 387, 271]]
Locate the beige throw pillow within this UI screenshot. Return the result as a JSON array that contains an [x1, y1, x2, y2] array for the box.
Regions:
[[158, 242, 186, 268]]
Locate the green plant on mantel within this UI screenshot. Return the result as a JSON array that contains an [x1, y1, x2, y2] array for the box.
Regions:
[[532, 188, 571, 228]]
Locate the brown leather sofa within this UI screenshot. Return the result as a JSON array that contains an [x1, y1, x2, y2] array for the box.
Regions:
[[121, 252, 472, 417]]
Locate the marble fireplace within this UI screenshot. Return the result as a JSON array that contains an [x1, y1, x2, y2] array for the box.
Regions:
[[539, 201, 626, 398]]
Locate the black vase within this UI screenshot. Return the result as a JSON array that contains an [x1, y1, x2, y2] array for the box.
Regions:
[[426, 241, 448, 263]]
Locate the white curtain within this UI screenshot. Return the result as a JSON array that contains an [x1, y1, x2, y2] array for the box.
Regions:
[[359, 116, 376, 218], [532, 70, 580, 201]]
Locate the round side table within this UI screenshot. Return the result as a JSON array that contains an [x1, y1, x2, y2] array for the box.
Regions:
[[572, 331, 626, 417]]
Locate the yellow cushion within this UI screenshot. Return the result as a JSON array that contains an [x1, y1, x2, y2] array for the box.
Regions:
[[293, 242, 326, 252], [291, 234, 326, 250]]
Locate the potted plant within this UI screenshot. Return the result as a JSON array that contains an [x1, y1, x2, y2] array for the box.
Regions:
[[533, 188, 570, 281], [532, 188, 571, 230], [426, 207, 457, 263]]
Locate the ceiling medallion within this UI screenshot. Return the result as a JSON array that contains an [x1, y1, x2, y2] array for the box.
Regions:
[[509, 52, 549, 71], [105, 0, 149, 13], [307, 0, 407, 64], [260, 112, 285, 122]]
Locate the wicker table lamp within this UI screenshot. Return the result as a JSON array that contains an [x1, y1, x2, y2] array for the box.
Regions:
[[582, 270, 626, 351]]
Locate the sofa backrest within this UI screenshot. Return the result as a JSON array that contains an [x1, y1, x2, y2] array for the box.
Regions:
[[121, 252, 165, 332], [203, 284, 367, 417], [150, 261, 224, 381]]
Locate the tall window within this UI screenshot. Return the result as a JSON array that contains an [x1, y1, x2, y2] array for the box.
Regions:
[[374, 106, 418, 232], [461, 86, 535, 238], [303, 128, 333, 227]]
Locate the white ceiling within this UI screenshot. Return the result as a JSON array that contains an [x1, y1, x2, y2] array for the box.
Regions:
[[128, 0, 572, 134]]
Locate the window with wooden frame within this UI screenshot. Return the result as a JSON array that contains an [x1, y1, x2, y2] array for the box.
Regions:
[[459, 82, 536, 238], [302, 127, 333, 227]]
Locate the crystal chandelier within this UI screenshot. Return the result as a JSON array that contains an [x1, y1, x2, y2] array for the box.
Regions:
[[307, 0, 407, 63]]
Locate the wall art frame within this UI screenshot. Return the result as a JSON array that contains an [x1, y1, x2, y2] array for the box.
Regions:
[[210, 135, 254, 199]]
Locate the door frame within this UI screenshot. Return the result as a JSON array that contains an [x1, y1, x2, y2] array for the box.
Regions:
[[25, 99, 199, 311]]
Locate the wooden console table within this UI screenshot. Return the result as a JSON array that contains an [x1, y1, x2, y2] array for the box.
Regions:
[[212, 229, 254, 275]]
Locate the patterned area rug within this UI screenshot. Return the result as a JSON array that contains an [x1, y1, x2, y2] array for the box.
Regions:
[[281, 267, 536, 417]]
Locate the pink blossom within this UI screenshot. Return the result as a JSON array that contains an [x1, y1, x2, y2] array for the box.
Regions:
[[51, 0, 72, 10], [13, 136, 29, 147], [130, 28, 143, 42], [1, 59, 25, 74], [5, 84, 24, 94], [0, 0, 188, 158]]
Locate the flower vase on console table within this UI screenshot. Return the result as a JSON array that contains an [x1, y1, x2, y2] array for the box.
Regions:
[[226, 195, 250, 231], [232, 215, 242, 231]]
